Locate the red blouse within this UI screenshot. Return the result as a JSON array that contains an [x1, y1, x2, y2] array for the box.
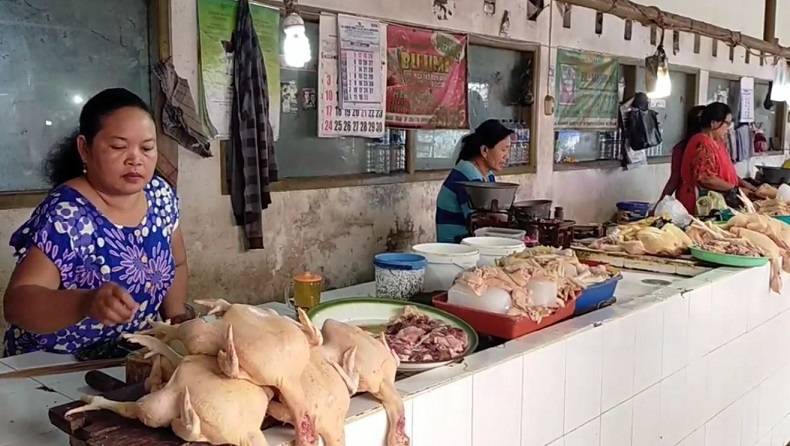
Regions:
[[677, 133, 739, 214]]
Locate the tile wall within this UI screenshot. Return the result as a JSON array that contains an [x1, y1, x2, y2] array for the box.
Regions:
[[341, 265, 790, 446]]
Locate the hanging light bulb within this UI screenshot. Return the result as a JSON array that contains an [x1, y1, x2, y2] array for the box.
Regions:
[[645, 45, 672, 99], [283, 13, 311, 68]]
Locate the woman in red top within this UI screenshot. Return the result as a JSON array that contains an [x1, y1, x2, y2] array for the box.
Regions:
[[658, 105, 706, 201], [677, 102, 757, 214]]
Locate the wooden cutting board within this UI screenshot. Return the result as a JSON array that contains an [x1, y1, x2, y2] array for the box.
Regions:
[[571, 245, 712, 277]]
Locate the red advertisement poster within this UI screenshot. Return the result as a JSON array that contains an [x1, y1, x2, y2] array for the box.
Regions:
[[385, 25, 468, 129]]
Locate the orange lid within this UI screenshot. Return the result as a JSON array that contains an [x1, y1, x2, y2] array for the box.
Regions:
[[294, 272, 322, 283]]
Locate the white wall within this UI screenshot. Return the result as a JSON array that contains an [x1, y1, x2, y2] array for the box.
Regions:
[[638, 0, 765, 39], [778, 1, 790, 45]]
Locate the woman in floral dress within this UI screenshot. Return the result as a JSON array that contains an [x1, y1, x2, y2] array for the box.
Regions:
[[2, 88, 189, 357]]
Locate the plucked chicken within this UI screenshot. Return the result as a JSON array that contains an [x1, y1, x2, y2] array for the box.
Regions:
[[266, 310, 360, 446], [140, 300, 321, 445], [453, 248, 612, 322], [66, 336, 271, 446], [755, 198, 790, 216], [320, 319, 410, 446], [688, 218, 782, 292], [588, 217, 693, 257]]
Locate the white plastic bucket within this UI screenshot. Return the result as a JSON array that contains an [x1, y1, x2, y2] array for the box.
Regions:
[[411, 243, 480, 292], [460, 236, 526, 266]]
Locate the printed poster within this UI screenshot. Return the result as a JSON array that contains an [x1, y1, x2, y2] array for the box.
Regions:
[[318, 14, 386, 138], [385, 25, 468, 129], [197, 0, 281, 139], [554, 49, 621, 130]]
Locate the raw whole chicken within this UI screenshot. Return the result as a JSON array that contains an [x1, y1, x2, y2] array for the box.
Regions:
[[140, 300, 321, 445], [267, 311, 360, 446], [320, 319, 410, 446], [728, 227, 785, 292], [689, 217, 783, 293], [591, 221, 692, 257], [66, 336, 272, 446]]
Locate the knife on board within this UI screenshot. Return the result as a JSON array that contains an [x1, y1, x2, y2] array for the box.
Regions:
[[0, 358, 125, 379], [84, 370, 127, 392]]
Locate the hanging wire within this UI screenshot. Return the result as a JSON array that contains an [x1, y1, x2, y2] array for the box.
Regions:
[[283, 0, 298, 15], [545, 0, 555, 93]]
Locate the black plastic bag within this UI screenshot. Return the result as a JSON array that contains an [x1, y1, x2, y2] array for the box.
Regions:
[[626, 108, 662, 151]]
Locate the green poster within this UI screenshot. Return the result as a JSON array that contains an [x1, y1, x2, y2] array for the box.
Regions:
[[197, 0, 281, 139], [554, 49, 620, 130]]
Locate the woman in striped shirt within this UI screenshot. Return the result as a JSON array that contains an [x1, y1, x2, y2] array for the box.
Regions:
[[435, 119, 513, 243]]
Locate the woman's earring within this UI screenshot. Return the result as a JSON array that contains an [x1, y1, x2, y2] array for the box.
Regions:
[[82, 164, 87, 174]]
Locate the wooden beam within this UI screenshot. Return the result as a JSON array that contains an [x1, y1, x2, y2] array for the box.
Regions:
[[557, 0, 790, 58], [764, 0, 777, 43]]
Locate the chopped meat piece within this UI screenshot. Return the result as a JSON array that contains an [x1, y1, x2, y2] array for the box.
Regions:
[[381, 306, 469, 363]]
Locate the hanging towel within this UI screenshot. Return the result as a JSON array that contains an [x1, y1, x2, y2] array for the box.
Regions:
[[726, 128, 737, 162], [153, 57, 215, 157], [229, 0, 278, 250], [735, 124, 752, 161]]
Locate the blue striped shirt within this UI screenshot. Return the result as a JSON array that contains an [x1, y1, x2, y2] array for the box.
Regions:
[[435, 161, 496, 243]]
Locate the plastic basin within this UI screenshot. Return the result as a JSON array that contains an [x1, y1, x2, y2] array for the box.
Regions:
[[574, 274, 622, 316], [689, 246, 769, 267]]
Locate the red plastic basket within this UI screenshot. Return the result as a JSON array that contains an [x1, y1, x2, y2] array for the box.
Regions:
[[432, 292, 576, 340]]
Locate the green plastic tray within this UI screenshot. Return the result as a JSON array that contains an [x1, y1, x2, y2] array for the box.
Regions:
[[689, 246, 769, 267], [773, 216, 790, 225]]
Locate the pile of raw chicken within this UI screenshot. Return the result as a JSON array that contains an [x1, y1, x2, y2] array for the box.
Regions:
[[588, 216, 694, 257], [65, 300, 410, 446], [688, 191, 790, 293], [752, 184, 790, 216], [455, 247, 614, 322], [383, 306, 469, 363]]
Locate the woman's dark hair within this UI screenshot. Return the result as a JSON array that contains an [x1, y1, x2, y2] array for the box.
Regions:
[[699, 102, 732, 129], [456, 119, 514, 163], [43, 88, 153, 187], [680, 105, 706, 146]]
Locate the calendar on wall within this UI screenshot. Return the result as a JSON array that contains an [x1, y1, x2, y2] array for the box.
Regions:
[[337, 14, 384, 110], [317, 14, 386, 138]]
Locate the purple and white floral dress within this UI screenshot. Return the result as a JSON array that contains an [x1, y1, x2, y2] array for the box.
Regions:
[[3, 177, 179, 357]]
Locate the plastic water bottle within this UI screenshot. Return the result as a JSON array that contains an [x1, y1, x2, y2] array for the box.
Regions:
[[366, 141, 377, 173], [522, 123, 530, 165], [511, 120, 522, 166]]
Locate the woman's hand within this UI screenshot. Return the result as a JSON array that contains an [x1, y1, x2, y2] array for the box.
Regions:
[[86, 282, 139, 326]]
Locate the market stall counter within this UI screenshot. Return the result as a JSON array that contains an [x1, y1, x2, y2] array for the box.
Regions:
[[2, 266, 790, 446]]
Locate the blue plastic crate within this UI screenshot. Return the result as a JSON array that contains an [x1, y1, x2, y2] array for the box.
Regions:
[[574, 274, 623, 316]]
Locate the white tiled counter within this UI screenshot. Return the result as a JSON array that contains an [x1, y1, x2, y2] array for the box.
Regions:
[[331, 265, 790, 446], [2, 266, 790, 446]]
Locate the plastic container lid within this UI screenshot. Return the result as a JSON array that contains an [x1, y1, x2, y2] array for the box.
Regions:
[[460, 237, 526, 256], [412, 243, 479, 264], [373, 253, 428, 270]]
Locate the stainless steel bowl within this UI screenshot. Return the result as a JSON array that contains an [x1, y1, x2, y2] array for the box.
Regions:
[[457, 181, 519, 212], [512, 199, 553, 220]]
